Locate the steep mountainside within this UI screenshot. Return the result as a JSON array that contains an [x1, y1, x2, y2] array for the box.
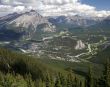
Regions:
[[0, 10, 56, 41]]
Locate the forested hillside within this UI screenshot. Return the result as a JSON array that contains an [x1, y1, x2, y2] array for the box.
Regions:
[[0, 48, 110, 87], [0, 48, 84, 87]]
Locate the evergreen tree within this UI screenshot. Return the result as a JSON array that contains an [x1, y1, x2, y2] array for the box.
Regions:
[[79, 81, 82, 87], [87, 66, 94, 87], [58, 72, 67, 87], [67, 72, 75, 87], [36, 79, 46, 87], [45, 71, 51, 87], [103, 58, 110, 87], [106, 59, 110, 87], [54, 76, 62, 87], [26, 74, 35, 87]]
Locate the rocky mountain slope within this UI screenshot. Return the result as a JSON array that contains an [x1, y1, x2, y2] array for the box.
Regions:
[[0, 10, 56, 41]]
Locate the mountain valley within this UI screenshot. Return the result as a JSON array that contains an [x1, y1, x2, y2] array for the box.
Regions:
[[0, 10, 110, 63]]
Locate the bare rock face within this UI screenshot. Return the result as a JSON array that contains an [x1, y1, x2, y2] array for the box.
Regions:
[[9, 11, 49, 28], [75, 40, 85, 50], [0, 10, 56, 40]]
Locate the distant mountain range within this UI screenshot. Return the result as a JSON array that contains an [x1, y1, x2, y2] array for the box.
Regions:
[[0, 10, 109, 41], [0, 10, 110, 62], [0, 10, 109, 28]]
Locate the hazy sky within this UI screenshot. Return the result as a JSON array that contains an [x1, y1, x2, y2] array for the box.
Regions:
[[0, 0, 110, 17]]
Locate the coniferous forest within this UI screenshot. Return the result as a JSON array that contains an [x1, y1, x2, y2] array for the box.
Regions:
[[0, 48, 109, 87]]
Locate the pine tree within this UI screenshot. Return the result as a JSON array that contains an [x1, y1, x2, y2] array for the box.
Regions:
[[50, 74, 55, 87], [54, 76, 62, 87], [85, 79, 87, 87], [45, 71, 51, 87], [37, 79, 46, 87], [103, 58, 110, 87], [67, 72, 75, 87], [79, 81, 82, 87], [26, 74, 35, 87], [58, 72, 67, 87], [106, 59, 110, 87], [87, 66, 94, 87]]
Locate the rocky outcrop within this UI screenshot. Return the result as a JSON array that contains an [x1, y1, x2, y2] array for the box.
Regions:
[[75, 40, 85, 50]]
